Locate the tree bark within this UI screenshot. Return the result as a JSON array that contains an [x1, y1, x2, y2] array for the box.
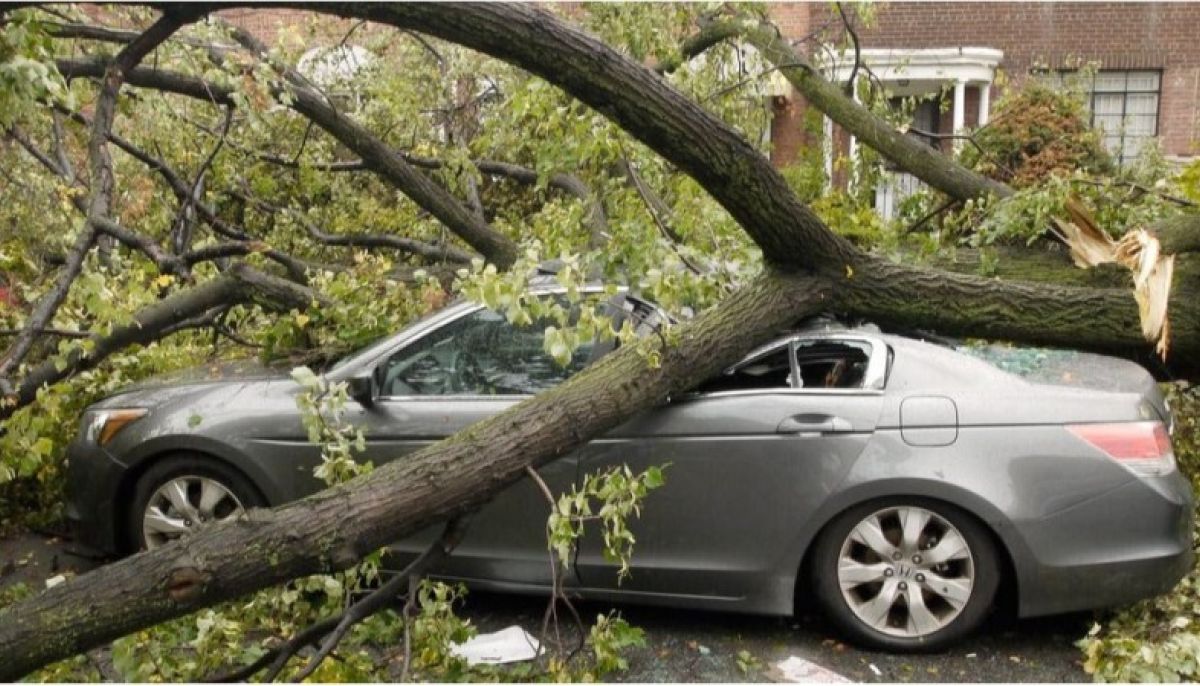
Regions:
[[0, 270, 831, 680], [1151, 214, 1200, 256]]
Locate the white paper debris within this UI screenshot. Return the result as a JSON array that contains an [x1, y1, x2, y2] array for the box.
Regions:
[[868, 662, 883, 677], [449, 625, 540, 666], [44, 574, 66, 589], [769, 655, 853, 683]]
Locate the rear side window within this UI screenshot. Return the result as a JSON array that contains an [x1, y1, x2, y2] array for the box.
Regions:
[[793, 340, 873, 389], [698, 346, 793, 394], [698, 338, 877, 394]]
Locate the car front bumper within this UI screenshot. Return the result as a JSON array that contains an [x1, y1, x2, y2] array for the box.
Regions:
[[64, 437, 129, 556], [1016, 471, 1194, 618]]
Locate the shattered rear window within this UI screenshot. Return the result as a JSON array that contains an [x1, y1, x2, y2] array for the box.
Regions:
[[956, 342, 1149, 390]]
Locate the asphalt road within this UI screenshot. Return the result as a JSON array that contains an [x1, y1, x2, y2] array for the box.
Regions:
[[461, 591, 1091, 683], [0, 530, 1092, 682]]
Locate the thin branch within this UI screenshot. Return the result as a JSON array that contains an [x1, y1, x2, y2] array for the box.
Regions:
[[0, 328, 90, 339], [50, 110, 74, 183], [7, 125, 67, 177], [524, 466, 587, 667], [220, 23, 519, 267], [399, 153, 608, 247], [835, 3, 861, 98], [289, 517, 470, 683], [255, 153, 367, 172], [233, 190, 475, 264], [618, 157, 706, 276], [404, 29, 445, 67], [28, 109, 309, 282], [44, 20, 236, 55], [1, 264, 319, 421], [1071, 178, 1198, 209], [206, 616, 343, 683], [173, 106, 234, 254], [900, 196, 959, 235]]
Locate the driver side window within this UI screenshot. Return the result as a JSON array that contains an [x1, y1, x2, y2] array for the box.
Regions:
[[377, 308, 593, 397]]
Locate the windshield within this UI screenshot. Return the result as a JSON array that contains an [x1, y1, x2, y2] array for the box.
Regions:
[[327, 305, 469, 372]]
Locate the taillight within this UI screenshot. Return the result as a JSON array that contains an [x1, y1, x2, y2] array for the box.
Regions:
[[1068, 421, 1175, 477]]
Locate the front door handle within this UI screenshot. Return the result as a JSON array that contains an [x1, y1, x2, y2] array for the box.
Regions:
[[777, 414, 853, 435]]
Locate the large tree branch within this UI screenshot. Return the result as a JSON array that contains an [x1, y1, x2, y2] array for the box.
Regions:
[[728, 19, 1013, 203], [278, 4, 1190, 353], [0, 263, 319, 421], [233, 190, 476, 264]]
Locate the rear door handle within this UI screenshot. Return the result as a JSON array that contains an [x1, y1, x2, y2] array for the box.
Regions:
[[776, 414, 854, 435]]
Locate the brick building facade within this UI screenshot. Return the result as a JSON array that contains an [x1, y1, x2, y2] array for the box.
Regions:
[[187, 5, 1200, 189], [769, 2, 1200, 170]]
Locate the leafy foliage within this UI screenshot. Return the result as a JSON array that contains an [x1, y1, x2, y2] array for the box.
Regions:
[[0, 10, 70, 127], [961, 79, 1113, 188]]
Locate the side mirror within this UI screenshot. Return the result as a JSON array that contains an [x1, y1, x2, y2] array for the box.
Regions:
[[346, 374, 376, 407]]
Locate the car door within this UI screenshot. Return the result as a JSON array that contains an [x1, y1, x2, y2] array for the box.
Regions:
[[352, 304, 594, 587], [575, 334, 888, 603]]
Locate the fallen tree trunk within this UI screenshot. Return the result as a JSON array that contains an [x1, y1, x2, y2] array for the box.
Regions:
[[0, 269, 831, 680]]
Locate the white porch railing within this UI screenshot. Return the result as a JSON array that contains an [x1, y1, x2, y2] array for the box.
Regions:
[[874, 172, 925, 221]]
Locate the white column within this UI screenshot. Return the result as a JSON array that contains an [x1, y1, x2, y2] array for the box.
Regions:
[[848, 73, 860, 190], [978, 82, 991, 126], [952, 79, 967, 151], [822, 115, 834, 189]]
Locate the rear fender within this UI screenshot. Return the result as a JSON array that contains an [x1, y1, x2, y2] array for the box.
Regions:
[[776, 478, 1034, 610]]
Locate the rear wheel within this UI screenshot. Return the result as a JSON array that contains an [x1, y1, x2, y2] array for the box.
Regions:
[[127, 455, 265, 552], [811, 498, 999, 651]]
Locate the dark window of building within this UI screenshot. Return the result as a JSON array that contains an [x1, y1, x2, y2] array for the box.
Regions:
[[887, 96, 941, 150], [1038, 69, 1161, 166]]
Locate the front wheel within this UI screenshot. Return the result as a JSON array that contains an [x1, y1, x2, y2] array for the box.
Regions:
[[127, 454, 265, 552], [811, 499, 1000, 652]]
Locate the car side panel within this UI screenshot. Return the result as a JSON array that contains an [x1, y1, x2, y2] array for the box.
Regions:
[[361, 396, 578, 587], [772, 424, 1187, 619], [573, 391, 882, 612]]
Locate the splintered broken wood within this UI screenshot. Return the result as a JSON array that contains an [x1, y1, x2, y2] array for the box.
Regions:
[[1052, 197, 1174, 357]]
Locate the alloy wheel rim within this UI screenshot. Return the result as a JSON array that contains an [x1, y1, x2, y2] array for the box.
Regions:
[[142, 476, 245, 549], [837, 505, 975, 638]]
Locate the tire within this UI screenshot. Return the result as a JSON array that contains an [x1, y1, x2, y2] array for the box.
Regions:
[[811, 497, 1000, 652], [126, 454, 265, 553]]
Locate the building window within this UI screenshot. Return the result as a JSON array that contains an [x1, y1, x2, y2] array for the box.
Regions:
[[1040, 69, 1161, 166]]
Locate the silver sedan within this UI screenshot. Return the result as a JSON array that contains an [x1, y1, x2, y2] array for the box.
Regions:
[[66, 290, 1193, 651]]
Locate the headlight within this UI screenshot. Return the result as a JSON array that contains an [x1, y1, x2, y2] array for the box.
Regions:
[[85, 408, 148, 446]]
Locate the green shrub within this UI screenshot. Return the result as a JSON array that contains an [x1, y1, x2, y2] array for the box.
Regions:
[[961, 81, 1113, 188]]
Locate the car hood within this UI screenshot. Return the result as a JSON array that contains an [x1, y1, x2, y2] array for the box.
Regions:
[[108, 358, 293, 397]]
